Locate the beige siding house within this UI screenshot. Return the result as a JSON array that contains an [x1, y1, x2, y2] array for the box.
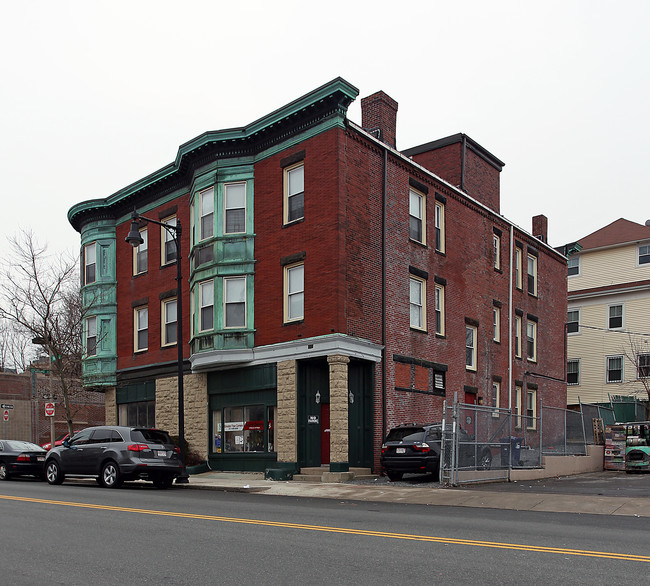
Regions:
[[563, 218, 650, 406]]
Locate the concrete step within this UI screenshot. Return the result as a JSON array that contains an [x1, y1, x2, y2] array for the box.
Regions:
[[293, 467, 377, 483]]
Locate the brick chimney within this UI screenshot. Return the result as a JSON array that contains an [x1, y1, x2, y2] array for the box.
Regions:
[[361, 91, 398, 149], [532, 215, 548, 243]]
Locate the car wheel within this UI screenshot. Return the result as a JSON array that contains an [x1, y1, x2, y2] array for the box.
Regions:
[[45, 460, 65, 485], [479, 450, 493, 470], [0, 461, 10, 481], [100, 461, 123, 488], [153, 475, 174, 489], [386, 471, 403, 481]]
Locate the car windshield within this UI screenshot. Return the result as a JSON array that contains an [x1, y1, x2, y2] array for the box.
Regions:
[[385, 428, 426, 443], [131, 429, 173, 445], [4, 440, 44, 452]]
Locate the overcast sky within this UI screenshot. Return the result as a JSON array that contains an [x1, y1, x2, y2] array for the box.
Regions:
[[1, 0, 648, 258]]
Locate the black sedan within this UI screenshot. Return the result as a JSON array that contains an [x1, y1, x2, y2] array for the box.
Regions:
[[0, 440, 47, 480]]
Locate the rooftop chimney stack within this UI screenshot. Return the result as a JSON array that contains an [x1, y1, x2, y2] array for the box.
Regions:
[[533, 214, 548, 243], [361, 91, 398, 149]]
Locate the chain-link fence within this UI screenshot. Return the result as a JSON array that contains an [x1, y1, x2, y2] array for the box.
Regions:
[[539, 403, 586, 455]]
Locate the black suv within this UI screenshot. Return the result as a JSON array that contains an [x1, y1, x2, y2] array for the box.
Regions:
[[381, 423, 494, 481], [45, 426, 183, 488]]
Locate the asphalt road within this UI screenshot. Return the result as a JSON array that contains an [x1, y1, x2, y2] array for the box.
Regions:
[[1, 478, 648, 585]]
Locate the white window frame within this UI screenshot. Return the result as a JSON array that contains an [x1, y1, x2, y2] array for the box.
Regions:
[[284, 263, 304, 323], [638, 243, 650, 266], [162, 298, 177, 347], [409, 188, 425, 244], [514, 315, 522, 358], [434, 283, 445, 336], [161, 216, 177, 266], [284, 163, 304, 224], [527, 253, 537, 296], [84, 242, 96, 285], [567, 359, 580, 385], [492, 381, 500, 412], [199, 280, 214, 333], [224, 276, 247, 329], [199, 187, 214, 241], [434, 201, 445, 253], [409, 276, 426, 331], [606, 355, 623, 383], [134, 306, 148, 352], [514, 385, 522, 429], [526, 388, 537, 429], [133, 227, 148, 275], [527, 320, 537, 362], [608, 304, 623, 330], [567, 256, 580, 276], [515, 247, 523, 289], [567, 308, 580, 334], [224, 182, 246, 235], [638, 353, 650, 379], [493, 234, 501, 269], [86, 316, 97, 357], [465, 325, 477, 371], [493, 306, 501, 342]]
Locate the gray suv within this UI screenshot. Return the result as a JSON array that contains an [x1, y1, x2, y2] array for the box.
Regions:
[[45, 426, 183, 488]]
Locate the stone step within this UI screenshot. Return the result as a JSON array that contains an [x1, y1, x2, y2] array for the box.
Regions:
[[293, 467, 377, 483]]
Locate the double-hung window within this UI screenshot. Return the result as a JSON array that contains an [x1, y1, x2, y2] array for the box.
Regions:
[[527, 253, 537, 296], [567, 360, 580, 385], [199, 280, 214, 332], [199, 187, 214, 241], [608, 304, 623, 329], [607, 356, 623, 383], [224, 182, 246, 234], [224, 277, 246, 328], [162, 298, 177, 346], [284, 163, 304, 223], [567, 309, 580, 334], [567, 256, 579, 276], [434, 201, 445, 252], [285, 263, 304, 322], [514, 385, 522, 429], [493, 234, 501, 269], [639, 244, 650, 265], [133, 228, 147, 275], [161, 216, 177, 265], [86, 316, 97, 357], [434, 283, 444, 336], [515, 247, 523, 289], [526, 389, 537, 429], [527, 321, 537, 362], [465, 325, 477, 371], [492, 381, 500, 409], [134, 306, 148, 352], [493, 306, 501, 342], [409, 276, 426, 330], [639, 354, 650, 379], [84, 242, 96, 285], [514, 315, 522, 358], [409, 189, 425, 244]]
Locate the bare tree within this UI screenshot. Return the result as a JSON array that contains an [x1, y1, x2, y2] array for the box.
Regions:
[[0, 319, 33, 372], [622, 333, 650, 420], [0, 230, 87, 436]]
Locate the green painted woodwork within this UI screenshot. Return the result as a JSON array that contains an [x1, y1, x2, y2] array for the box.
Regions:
[[207, 364, 277, 395], [116, 380, 156, 404], [297, 359, 330, 468]]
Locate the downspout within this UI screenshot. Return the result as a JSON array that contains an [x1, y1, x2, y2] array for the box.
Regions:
[[381, 147, 388, 440], [509, 224, 514, 410], [461, 135, 467, 192]]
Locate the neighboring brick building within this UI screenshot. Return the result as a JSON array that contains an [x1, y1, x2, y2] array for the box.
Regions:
[[560, 218, 650, 411], [68, 78, 567, 475]]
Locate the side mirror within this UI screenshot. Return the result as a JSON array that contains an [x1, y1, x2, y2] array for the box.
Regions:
[[63, 439, 70, 448]]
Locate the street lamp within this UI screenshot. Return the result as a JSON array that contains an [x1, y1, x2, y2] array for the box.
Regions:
[[126, 209, 188, 483]]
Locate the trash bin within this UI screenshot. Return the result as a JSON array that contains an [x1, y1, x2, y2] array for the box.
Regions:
[[500, 437, 523, 467]]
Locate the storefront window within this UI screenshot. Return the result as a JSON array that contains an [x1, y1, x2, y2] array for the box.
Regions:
[[118, 401, 155, 427], [212, 405, 275, 454]]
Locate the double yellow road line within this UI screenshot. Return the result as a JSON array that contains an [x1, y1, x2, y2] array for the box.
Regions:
[[2, 494, 648, 563]]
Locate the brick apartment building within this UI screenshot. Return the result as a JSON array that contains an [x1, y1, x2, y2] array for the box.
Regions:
[[68, 78, 567, 475]]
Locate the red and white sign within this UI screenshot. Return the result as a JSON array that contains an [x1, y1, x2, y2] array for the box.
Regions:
[[45, 403, 55, 417], [2, 410, 8, 421]]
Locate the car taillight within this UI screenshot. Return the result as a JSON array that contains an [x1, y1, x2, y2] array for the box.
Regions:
[[17, 454, 31, 462], [174, 447, 181, 454], [412, 443, 430, 453], [127, 444, 151, 452], [381, 444, 388, 454]]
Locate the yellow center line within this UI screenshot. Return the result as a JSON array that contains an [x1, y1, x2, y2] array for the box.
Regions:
[[2, 494, 648, 563]]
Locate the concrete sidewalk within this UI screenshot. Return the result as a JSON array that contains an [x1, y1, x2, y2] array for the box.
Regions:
[[179, 471, 650, 518]]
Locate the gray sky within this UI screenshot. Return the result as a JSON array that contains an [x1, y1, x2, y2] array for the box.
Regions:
[[1, 0, 648, 257]]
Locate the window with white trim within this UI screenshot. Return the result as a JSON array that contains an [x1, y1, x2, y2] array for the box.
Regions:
[[527, 253, 537, 296], [199, 187, 214, 241], [434, 201, 445, 252], [86, 316, 97, 357], [567, 359, 580, 385], [492, 381, 500, 409], [162, 298, 177, 346], [134, 306, 148, 352], [199, 280, 214, 332], [224, 277, 246, 328], [493, 234, 501, 269], [493, 306, 501, 342], [639, 244, 650, 265], [284, 163, 304, 223], [567, 256, 579, 276], [84, 242, 96, 285], [527, 321, 537, 362], [284, 263, 304, 322], [567, 309, 580, 334], [465, 325, 477, 371], [133, 228, 147, 275], [514, 315, 522, 358], [514, 385, 522, 429], [409, 276, 426, 330], [409, 188, 425, 244], [224, 182, 246, 234], [638, 354, 650, 379], [526, 388, 537, 429], [434, 283, 444, 336], [608, 304, 623, 330], [607, 355, 623, 383], [515, 247, 523, 289], [161, 216, 177, 265]]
